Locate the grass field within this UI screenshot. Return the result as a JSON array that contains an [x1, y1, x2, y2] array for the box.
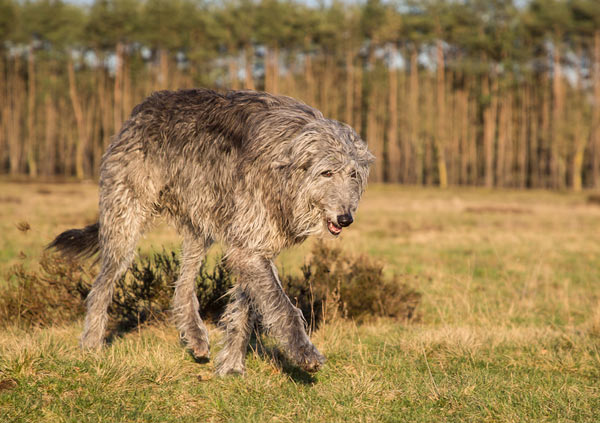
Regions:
[[1, 181, 600, 422]]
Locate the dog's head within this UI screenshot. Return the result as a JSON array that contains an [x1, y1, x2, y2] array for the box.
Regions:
[[274, 119, 375, 238]]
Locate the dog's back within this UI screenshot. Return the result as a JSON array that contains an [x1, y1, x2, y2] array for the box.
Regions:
[[119, 89, 321, 156], [97, 89, 323, 248]]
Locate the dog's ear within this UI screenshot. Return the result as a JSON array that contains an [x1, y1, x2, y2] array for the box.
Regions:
[[272, 131, 316, 172], [363, 150, 376, 165], [270, 140, 294, 170], [271, 145, 295, 170], [354, 137, 375, 165], [271, 158, 290, 170], [272, 153, 312, 172]]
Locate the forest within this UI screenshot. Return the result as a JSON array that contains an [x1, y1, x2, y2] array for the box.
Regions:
[[0, 0, 599, 189]]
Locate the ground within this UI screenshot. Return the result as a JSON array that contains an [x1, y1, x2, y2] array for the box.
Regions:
[[1, 180, 599, 422]]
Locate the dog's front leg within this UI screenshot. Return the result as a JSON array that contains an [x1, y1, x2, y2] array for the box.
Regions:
[[224, 250, 325, 373]]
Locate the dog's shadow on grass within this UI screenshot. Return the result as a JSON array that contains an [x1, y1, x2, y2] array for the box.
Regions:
[[104, 315, 163, 348], [105, 324, 209, 365], [105, 321, 316, 384], [248, 333, 318, 385], [104, 322, 142, 347]]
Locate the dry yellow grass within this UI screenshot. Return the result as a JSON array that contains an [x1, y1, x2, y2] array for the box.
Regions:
[[1, 181, 600, 421]]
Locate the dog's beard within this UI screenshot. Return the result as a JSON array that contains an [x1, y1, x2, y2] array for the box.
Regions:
[[293, 205, 329, 239], [302, 215, 342, 240]]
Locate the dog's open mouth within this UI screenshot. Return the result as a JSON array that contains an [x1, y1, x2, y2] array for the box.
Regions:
[[327, 219, 342, 236]]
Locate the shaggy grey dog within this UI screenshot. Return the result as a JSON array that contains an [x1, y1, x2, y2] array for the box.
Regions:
[[49, 89, 374, 376]]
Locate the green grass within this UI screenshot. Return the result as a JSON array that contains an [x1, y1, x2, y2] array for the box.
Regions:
[[1, 182, 600, 422]]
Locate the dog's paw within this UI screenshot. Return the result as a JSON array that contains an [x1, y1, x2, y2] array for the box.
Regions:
[[189, 340, 210, 361], [214, 350, 246, 377], [79, 331, 104, 351], [214, 362, 245, 377], [294, 343, 326, 373]]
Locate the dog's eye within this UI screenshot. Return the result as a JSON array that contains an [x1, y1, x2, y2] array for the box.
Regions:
[[321, 170, 333, 178], [350, 170, 358, 179]]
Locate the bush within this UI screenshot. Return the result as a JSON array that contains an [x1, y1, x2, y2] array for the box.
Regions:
[[0, 243, 421, 331], [0, 255, 89, 327], [109, 251, 233, 332], [282, 243, 421, 328], [0, 250, 234, 330]]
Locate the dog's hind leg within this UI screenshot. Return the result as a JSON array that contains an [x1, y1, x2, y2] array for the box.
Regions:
[[80, 194, 149, 350], [215, 286, 255, 376], [173, 234, 213, 360]]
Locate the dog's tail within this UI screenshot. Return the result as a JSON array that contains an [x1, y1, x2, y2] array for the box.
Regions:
[[47, 222, 100, 261]]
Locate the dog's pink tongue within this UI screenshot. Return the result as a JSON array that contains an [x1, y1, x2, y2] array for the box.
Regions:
[[328, 221, 341, 234]]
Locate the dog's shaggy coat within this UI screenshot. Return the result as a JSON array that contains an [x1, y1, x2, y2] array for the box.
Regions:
[[49, 89, 373, 375]]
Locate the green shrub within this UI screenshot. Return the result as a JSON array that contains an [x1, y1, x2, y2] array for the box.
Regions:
[[109, 251, 234, 332], [0, 255, 89, 327], [282, 243, 421, 328], [0, 243, 421, 331]]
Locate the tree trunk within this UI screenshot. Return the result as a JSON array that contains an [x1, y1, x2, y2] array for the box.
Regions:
[[449, 72, 459, 185], [435, 40, 448, 188], [265, 45, 279, 94], [282, 55, 297, 97], [122, 52, 132, 122], [387, 45, 400, 183], [68, 58, 87, 180], [26, 45, 37, 177], [459, 81, 470, 185], [482, 68, 498, 187], [377, 76, 388, 181], [328, 56, 340, 120], [272, 45, 279, 94], [573, 135, 586, 192], [399, 58, 411, 183], [409, 48, 422, 185], [8, 56, 23, 175], [447, 77, 455, 184], [424, 75, 434, 185], [57, 97, 68, 175], [244, 45, 255, 90], [85, 91, 97, 176], [518, 83, 528, 189], [228, 46, 239, 90], [265, 47, 271, 92], [353, 57, 363, 136], [468, 84, 478, 185], [114, 42, 124, 133], [158, 48, 169, 90], [551, 38, 565, 189], [44, 92, 57, 177], [540, 75, 551, 188], [572, 46, 588, 192], [344, 47, 354, 125], [366, 49, 382, 182], [97, 55, 111, 151], [529, 80, 539, 188], [496, 91, 507, 187], [322, 54, 335, 117], [504, 92, 514, 186]]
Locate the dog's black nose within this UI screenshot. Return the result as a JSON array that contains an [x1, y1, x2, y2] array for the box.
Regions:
[[337, 214, 353, 227]]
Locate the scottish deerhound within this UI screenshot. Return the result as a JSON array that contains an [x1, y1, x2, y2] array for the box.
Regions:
[[49, 89, 374, 376]]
